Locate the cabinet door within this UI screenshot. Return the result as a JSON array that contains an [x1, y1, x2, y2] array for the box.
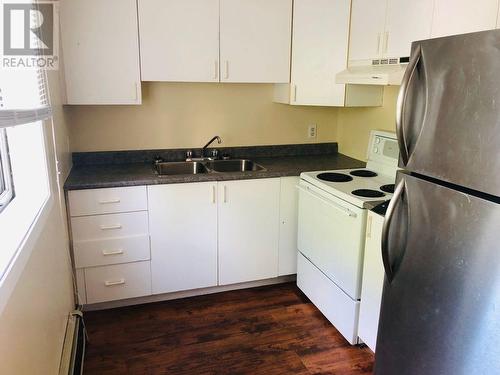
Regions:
[[138, 0, 220, 82], [431, 0, 499, 38], [218, 179, 280, 285], [349, 0, 388, 61], [148, 183, 218, 294], [384, 0, 434, 58], [219, 0, 292, 83], [60, 0, 141, 104], [358, 212, 385, 352], [278, 177, 300, 276], [291, 0, 350, 106]]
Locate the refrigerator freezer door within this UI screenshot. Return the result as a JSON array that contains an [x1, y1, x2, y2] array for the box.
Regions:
[[397, 29, 500, 197], [375, 171, 500, 375]]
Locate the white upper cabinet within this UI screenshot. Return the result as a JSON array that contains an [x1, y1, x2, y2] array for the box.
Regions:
[[498, 3, 500, 28], [219, 0, 292, 83], [289, 0, 350, 106], [61, 0, 141, 105], [431, 0, 500, 38], [138, 0, 220, 82], [218, 179, 280, 285], [385, 0, 434, 58], [349, 0, 388, 62]]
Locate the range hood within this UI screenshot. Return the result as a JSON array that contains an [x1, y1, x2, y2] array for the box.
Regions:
[[336, 62, 408, 86]]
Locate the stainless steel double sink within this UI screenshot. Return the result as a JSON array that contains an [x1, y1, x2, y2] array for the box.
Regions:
[[155, 159, 266, 176]]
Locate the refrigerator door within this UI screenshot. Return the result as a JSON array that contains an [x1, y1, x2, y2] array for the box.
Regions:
[[375, 171, 500, 375], [397, 29, 500, 197]]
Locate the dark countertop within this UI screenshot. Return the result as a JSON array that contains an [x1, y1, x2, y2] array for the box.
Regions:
[[64, 154, 365, 190]]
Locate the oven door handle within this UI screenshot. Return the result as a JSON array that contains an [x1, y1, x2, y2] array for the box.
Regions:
[[381, 179, 405, 283], [296, 185, 357, 218]]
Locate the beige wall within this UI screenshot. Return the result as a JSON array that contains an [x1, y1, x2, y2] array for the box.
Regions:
[[0, 70, 74, 374], [336, 86, 399, 161], [67, 83, 339, 152]]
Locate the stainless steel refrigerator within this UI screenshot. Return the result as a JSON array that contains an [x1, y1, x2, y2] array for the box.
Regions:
[[375, 30, 500, 375]]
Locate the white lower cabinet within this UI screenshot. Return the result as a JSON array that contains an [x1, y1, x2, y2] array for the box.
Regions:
[[148, 182, 218, 294], [278, 177, 300, 276], [218, 179, 281, 285], [85, 261, 152, 304], [358, 211, 386, 351], [70, 178, 297, 305]]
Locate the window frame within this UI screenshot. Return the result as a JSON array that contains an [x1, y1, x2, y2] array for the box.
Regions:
[[0, 129, 14, 212]]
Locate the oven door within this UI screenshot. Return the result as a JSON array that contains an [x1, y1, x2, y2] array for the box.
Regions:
[[297, 180, 366, 299]]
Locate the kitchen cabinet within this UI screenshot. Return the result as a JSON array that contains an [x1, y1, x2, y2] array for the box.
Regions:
[[60, 0, 141, 104], [349, 0, 387, 62], [278, 177, 299, 276], [498, 4, 500, 28], [384, 0, 434, 58], [349, 0, 433, 61], [68, 186, 151, 304], [138, 0, 220, 82], [431, 0, 499, 38], [218, 179, 280, 285], [148, 182, 218, 294], [273, 0, 383, 107], [358, 211, 385, 351], [219, 0, 292, 83]]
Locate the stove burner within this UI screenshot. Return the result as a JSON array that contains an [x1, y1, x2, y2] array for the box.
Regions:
[[350, 170, 378, 178], [352, 189, 386, 198], [317, 172, 353, 183], [380, 184, 395, 194]]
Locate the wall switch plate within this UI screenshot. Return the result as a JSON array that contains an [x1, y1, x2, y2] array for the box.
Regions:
[[308, 124, 317, 139]]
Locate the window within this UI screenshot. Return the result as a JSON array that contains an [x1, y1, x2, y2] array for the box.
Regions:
[[0, 129, 14, 212], [0, 62, 52, 281]]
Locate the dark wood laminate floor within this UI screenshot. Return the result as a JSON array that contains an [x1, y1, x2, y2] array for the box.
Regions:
[[83, 283, 374, 375]]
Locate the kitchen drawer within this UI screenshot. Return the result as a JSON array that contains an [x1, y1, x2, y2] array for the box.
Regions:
[[297, 252, 360, 345], [68, 186, 147, 217], [74, 235, 150, 268], [85, 261, 152, 304], [71, 211, 149, 241]]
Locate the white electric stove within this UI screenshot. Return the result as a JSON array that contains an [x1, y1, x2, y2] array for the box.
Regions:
[[296, 130, 398, 345]]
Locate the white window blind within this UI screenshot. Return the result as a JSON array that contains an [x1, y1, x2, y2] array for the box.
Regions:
[[0, 68, 52, 128]]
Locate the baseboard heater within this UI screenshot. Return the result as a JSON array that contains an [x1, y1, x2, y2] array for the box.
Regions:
[[59, 310, 86, 375]]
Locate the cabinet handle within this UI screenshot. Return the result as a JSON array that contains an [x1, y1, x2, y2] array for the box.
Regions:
[[223, 185, 227, 203], [293, 85, 297, 102], [212, 185, 216, 204], [214, 60, 218, 80], [377, 32, 381, 54], [102, 249, 124, 256], [224, 61, 229, 79], [383, 32, 389, 54], [104, 279, 125, 287], [100, 224, 122, 231], [366, 215, 372, 239], [98, 198, 121, 205], [134, 82, 139, 102]]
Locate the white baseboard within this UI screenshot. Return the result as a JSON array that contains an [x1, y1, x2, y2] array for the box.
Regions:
[[83, 275, 296, 312]]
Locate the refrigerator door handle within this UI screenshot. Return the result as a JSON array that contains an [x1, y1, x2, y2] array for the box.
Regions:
[[381, 179, 406, 283], [396, 44, 422, 165]]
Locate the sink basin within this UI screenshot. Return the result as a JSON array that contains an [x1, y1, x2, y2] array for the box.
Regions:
[[205, 159, 266, 172], [155, 161, 209, 175]]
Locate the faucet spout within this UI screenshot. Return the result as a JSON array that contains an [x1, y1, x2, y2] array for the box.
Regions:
[[201, 136, 222, 157]]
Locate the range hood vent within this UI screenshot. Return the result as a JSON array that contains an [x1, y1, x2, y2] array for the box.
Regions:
[[336, 58, 409, 86]]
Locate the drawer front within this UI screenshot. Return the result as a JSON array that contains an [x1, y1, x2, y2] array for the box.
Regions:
[[74, 235, 150, 268], [297, 252, 360, 345], [71, 211, 149, 241], [85, 261, 151, 304], [68, 186, 147, 217]]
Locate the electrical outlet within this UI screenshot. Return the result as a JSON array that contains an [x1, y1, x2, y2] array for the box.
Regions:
[[308, 124, 317, 139]]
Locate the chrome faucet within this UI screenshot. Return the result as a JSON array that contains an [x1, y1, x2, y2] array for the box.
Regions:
[[201, 136, 222, 158]]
